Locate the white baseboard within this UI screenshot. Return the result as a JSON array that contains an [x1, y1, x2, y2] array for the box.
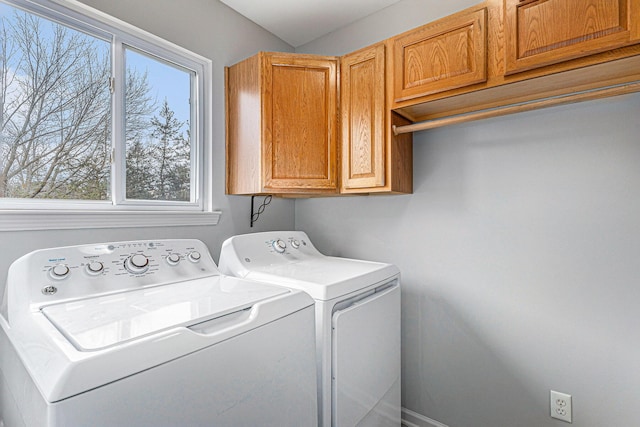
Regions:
[[401, 407, 449, 427]]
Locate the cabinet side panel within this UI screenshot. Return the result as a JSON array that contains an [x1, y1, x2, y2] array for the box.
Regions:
[[633, 0, 640, 40], [226, 56, 261, 194], [389, 112, 413, 194]]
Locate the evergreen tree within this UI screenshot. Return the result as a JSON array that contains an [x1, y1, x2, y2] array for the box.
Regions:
[[125, 69, 155, 200], [148, 99, 189, 201]]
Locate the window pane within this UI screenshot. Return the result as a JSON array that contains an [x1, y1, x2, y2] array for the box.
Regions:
[[0, 3, 111, 200], [124, 48, 193, 202]]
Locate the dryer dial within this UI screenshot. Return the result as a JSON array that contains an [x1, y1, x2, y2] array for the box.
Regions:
[[272, 239, 287, 253]]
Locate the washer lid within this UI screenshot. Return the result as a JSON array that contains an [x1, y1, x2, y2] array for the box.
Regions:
[[41, 276, 288, 351], [243, 257, 399, 300]]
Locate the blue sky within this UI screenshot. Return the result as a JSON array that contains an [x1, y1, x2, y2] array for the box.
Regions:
[[1, 1, 192, 135], [126, 48, 192, 131]]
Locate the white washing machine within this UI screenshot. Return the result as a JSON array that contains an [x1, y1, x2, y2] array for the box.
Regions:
[[0, 239, 317, 427], [219, 231, 401, 427]]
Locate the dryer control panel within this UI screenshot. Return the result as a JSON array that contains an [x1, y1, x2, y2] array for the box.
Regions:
[[219, 231, 324, 274], [4, 239, 218, 311]]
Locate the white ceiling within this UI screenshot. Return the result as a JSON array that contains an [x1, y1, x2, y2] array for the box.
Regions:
[[220, 0, 402, 47]]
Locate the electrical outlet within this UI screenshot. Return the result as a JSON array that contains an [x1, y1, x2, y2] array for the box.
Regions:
[[550, 390, 572, 423]]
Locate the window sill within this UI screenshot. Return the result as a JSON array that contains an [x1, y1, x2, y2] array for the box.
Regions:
[[0, 210, 222, 231]]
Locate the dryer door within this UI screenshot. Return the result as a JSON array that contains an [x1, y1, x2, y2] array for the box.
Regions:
[[331, 284, 401, 427]]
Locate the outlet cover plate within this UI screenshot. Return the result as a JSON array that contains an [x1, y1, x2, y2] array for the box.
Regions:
[[550, 390, 572, 423]]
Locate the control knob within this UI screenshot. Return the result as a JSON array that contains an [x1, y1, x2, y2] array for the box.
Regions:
[[49, 264, 70, 280], [85, 261, 104, 276], [187, 251, 201, 263], [166, 253, 181, 266], [291, 239, 300, 249], [124, 254, 149, 274], [272, 239, 286, 253]]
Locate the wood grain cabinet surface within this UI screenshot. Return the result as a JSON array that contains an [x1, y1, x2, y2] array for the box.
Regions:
[[341, 43, 413, 194], [341, 44, 385, 191], [391, 0, 640, 126], [504, 0, 640, 74], [392, 6, 488, 104], [226, 1, 640, 196], [226, 52, 338, 195]]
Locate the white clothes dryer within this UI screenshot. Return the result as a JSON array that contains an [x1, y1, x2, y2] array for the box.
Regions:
[[0, 239, 317, 427], [219, 231, 401, 427]]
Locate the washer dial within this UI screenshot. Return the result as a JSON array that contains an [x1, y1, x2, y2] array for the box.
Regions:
[[187, 251, 201, 263], [125, 254, 149, 274], [49, 264, 70, 280], [86, 261, 104, 276], [166, 253, 181, 266]]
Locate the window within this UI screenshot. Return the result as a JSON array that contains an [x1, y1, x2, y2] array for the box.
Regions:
[[124, 48, 194, 203], [0, 0, 215, 229]]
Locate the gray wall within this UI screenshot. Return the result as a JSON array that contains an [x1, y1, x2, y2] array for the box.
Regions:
[[0, 0, 296, 290], [295, 1, 640, 426], [4, 1, 639, 426]]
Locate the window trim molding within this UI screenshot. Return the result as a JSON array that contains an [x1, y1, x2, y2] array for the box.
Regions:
[[0, 210, 222, 231], [0, 0, 215, 226]]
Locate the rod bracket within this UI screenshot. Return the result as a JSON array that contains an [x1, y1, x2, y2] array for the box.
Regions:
[[250, 195, 272, 227]]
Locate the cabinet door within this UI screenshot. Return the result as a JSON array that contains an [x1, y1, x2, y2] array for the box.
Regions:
[[262, 54, 338, 192], [505, 0, 640, 74], [341, 44, 386, 190], [392, 7, 487, 103]]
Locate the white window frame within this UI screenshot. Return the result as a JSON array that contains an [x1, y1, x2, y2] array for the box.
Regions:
[[0, 0, 218, 231]]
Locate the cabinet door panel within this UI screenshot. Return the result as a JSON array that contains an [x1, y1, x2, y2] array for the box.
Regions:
[[505, 0, 640, 74], [341, 44, 385, 190], [393, 8, 487, 102], [272, 66, 328, 179], [263, 55, 338, 191]]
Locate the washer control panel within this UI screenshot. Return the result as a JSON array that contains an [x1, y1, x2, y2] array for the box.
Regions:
[[10, 239, 217, 308]]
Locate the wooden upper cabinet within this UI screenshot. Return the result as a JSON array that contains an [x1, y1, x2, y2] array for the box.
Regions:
[[341, 43, 386, 190], [392, 7, 488, 103], [226, 52, 338, 195], [504, 0, 640, 74], [263, 54, 338, 192], [340, 43, 413, 194]]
